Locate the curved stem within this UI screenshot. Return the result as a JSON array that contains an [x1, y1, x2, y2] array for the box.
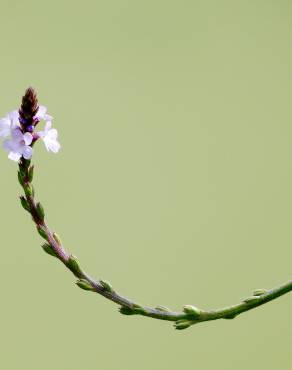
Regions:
[[18, 159, 292, 330]]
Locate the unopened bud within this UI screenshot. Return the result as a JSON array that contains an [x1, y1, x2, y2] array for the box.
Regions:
[[53, 232, 62, 245], [28, 165, 34, 182], [18, 171, 25, 186], [37, 226, 48, 241], [183, 305, 201, 317], [224, 313, 237, 320], [67, 255, 82, 276], [42, 243, 57, 257], [76, 279, 94, 291], [243, 296, 261, 303], [253, 289, 267, 296], [36, 202, 45, 221], [24, 183, 34, 197], [20, 196, 30, 212], [100, 279, 114, 293], [119, 306, 136, 315], [155, 305, 170, 312], [132, 304, 145, 314], [174, 319, 192, 330]]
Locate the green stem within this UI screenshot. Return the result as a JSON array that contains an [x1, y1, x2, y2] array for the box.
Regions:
[[17, 159, 292, 330]]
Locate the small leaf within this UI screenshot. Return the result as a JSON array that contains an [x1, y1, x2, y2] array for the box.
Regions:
[[42, 243, 57, 257], [76, 279, 94, 291]]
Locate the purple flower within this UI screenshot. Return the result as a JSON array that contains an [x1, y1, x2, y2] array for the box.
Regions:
[[0, 111, 20, 138], [3, 127, 33, 161], [0, 104, 61, 162], [38, 121, 61, 153]]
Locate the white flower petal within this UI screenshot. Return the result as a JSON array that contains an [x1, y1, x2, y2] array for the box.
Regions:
[[3, 139, 12, 152], [48, 128, 58, 140], [3, 138, 21, 152], [22, 145, 33, 159], [37, 121, 52, 138], [49, 140, 61, 153], [7, 110, 20, 127], [43, 136, 61, 153], [2, 126, 33, 161], [0, 118, 11, 138], [45, 121, 52, 131], [8, 151, 22, 162], [44, 114, 53, 122], [35, 106, 53, 124], [11, 127, 23, 140], [0, 111, 20, 138], [23, 132, 33, 146], [43, 137, 51, 152], [36, 105, 47, 119], [1, 104, 57, 161]]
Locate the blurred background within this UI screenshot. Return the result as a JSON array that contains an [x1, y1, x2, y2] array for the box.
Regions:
[[0, 1, 291, 369]]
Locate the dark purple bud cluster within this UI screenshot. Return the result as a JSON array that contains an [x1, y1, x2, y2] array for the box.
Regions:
[[18, 87, 39, 133]]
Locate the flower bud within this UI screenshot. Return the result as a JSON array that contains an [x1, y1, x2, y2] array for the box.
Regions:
[[242, 296, 261, 303], [53, 232, 62, 245], [183, 305, 201, 317], [67, 255, 82, 276], [155, 305, 170, 312], [18, 171, 25, 186], [42, 243, 57, 257], [37, 226, 48, 240], [20, 196, 30, 212], [18, 166, 26, 178], [28, 165, 34, 182], [174, 319, 193, 330], [119, 306, 136, 315], [132, 304, 145, 314], [36, 202, 45, 221], [100, 279, 114, 293], [24, 183, 34, 197], [224, 313, 237, 320], [253, 289, 267, 296], [76, 279, 94, 291]]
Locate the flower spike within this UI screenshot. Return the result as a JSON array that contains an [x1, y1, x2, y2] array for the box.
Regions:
[[19, 87, 39, 133], [0, 87, 60, 161]]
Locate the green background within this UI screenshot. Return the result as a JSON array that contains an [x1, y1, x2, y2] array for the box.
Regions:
[[0, 1, 291, 369]]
